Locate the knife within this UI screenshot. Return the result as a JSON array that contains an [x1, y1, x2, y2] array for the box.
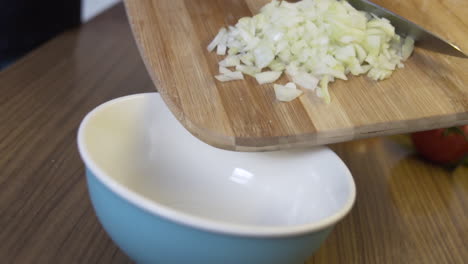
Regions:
[[280, 0, 467, 57], [346, 0, 467, 58]]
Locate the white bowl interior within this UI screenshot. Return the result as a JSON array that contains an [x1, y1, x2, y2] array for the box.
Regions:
[[81, 93, 354, 230]]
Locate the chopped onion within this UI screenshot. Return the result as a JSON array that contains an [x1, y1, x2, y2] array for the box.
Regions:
[[253, 42, 275, 69], [401, 37, 415, 61], [274, 83, 303, 102], [219, 56, 240, 67], [217, 43, 227, 56], [208, 0, 414, 103], [207, 28, 227, 52], [219, 66, 232, 74], [236, 65, 261, 76], [215, 71, 244, 82], [319, 76, 331, 104], [255, 71, 283, 84], [290, 71, 319, 90], [269, 59, 286, 71]]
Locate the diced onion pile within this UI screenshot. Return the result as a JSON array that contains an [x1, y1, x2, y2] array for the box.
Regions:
[[207, 0, 414, 103]]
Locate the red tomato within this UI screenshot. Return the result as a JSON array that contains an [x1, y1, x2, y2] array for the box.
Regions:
[[410, 125, 468, 166]]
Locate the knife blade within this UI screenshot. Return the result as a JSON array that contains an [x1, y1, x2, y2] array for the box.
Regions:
[[346, 0, 467, 58], [280, 0, 467, 57]]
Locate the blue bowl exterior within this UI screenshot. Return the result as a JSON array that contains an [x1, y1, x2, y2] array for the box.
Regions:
[[86, 168, 333, 264]]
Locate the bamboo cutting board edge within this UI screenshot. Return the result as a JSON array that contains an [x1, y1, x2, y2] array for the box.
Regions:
[[230, 112, 468, 151]]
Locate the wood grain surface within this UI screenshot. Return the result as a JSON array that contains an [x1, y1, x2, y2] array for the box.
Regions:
[[124, 0, 468, 151], [0, 4, 467, 264]]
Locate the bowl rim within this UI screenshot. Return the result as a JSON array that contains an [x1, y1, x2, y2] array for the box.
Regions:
[[77, 93, 356, 238]]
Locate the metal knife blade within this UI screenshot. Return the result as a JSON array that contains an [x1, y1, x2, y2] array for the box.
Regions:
[[347, 0, 467, 58]]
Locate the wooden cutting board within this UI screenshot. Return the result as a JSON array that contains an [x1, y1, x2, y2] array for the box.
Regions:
[[124, 0, 468, 151]]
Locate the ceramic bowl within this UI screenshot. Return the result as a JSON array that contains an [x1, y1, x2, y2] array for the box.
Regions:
[[77, 93, 356, 264]]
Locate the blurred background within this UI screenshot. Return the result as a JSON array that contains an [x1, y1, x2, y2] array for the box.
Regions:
[[0, 0, 119, 70], [82, 0, 120, 21]]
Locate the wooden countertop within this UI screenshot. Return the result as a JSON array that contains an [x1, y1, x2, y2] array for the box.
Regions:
[[0, 4, 466, 264]]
